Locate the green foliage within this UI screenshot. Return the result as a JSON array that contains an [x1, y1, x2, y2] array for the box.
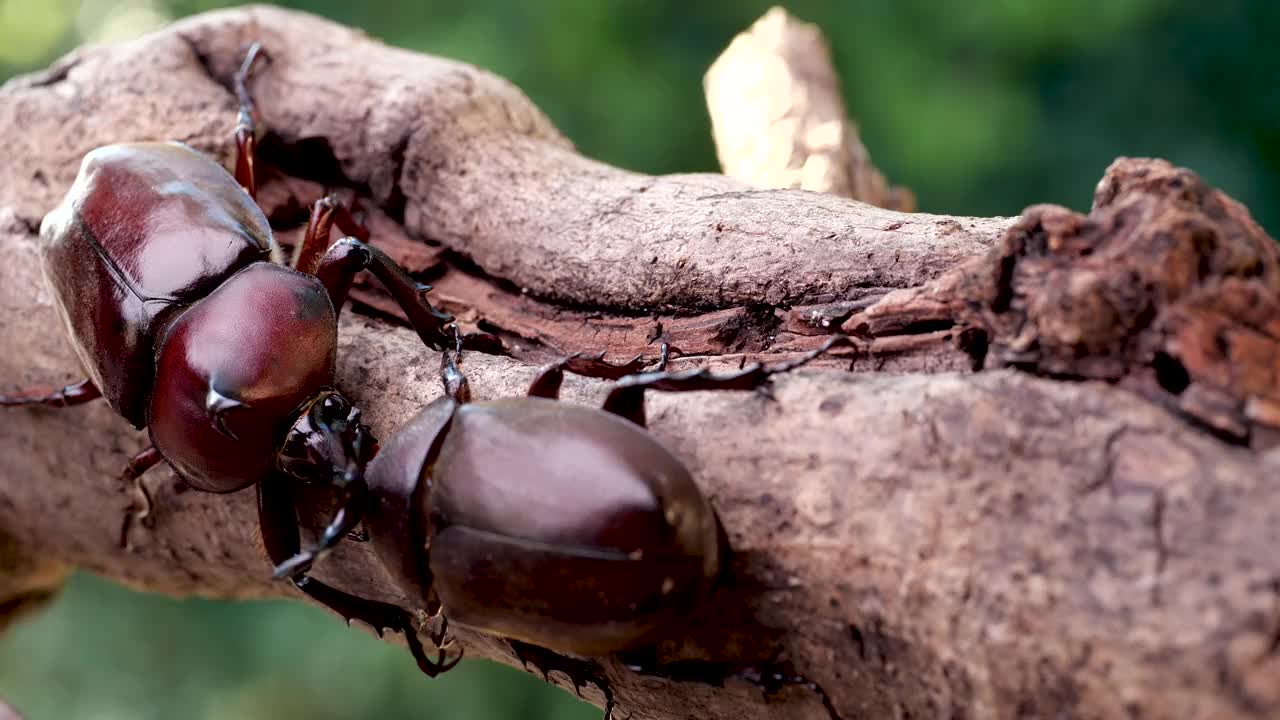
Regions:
[[0, 575, 598, 719], [0, 1, 1275, 718], [2, 0, 1277, 228]]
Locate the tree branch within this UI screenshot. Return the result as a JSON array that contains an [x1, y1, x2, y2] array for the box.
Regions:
[[0, 6, 1276, 719]]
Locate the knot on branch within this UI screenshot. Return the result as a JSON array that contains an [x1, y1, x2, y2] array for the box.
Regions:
[[849, 157, 1280, 443]]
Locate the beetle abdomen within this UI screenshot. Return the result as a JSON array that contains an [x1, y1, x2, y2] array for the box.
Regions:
[[39, 142, 276, 427], [429, 524, 711, 656], [430, 399, 721, 568], [148, 263, 337, 493], [420, 399, 724, 653]]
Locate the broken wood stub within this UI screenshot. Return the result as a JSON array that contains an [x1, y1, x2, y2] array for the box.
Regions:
[[704, 7, 914, 211], [847, 157, 1280, 444]]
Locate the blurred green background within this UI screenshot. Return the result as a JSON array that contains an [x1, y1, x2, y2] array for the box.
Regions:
[[0, 1, 1276, 718]]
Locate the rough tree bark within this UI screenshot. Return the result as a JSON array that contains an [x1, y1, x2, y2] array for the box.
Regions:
[[0, 6, 1276, 720]]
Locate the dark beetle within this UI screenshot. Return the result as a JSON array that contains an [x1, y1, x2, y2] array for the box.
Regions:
[[1, 45, 457, 674], [362, 336, 847, 660]]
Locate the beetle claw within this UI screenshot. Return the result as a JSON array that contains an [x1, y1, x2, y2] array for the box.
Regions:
[[428, 614, 451, 648], [271, 551, 316, 580], [753, 382, 777, 403]]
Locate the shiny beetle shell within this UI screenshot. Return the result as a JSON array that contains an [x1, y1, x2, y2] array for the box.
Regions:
[[367, 396, 723, 657], [38, 142, 277, 427], [147, 263, 339, 493]]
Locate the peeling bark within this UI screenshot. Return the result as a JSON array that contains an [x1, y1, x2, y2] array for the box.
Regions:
[[0, 7, 1276, 720], [846, 157, 1280, 448]]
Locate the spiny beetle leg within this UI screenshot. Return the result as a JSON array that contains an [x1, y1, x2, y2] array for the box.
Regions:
[[293, 575, 462, 677], [508, 640, 619, 719], [526, 344, 668, 400], [233, 42, 270, 199], [271, 482, 368, 581], [292, 195, 371, 275], [313, 237, 454, 350], [738, 664, 844, 720], [525, 361, 569, 400], [0, 379, 100, 408], [619, 656, 843, 720], [117, 446, 164, 550], [601, 335, 856, 427], [258, 480, 462, 677]]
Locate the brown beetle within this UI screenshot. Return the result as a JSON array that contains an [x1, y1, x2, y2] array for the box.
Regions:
[[360, 335, 849, 665], [1, 45, 457, 675]]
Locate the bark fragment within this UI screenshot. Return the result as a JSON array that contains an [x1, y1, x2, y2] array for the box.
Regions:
[[846, 157, 1280, 445]]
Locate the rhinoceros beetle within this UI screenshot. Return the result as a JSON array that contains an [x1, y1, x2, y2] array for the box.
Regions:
[[0, 44, 459, 674], [358, 333, 850, 676]]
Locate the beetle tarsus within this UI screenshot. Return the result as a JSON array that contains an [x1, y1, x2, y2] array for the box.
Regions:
[[117, 446, 164, 550], [654, 342, 671, 371], [0, 379, 101, 408], [232, 42, 270, 199], [741, 664, 844, 720], [440, 334, 471, 404], [600, 334, 857, 427]]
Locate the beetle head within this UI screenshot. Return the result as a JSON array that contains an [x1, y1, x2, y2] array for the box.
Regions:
[[278, 391, 377, 488]]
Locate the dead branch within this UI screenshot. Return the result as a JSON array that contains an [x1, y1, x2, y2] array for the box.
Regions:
[[0, 6, 1276, 720], [704, 7, 914, 211]]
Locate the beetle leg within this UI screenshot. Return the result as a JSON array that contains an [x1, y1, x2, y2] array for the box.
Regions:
[[294, 574, 462, 677], [509, 640, 617, 716], [270, 482, 368, 580], [233, 42, 270, 199], [439, 328, 472, 403], [601, 335, 856, 427], [292, 195, 372, 275], [0, 379, 100, 408], [526, 349, 662, 400], [313, 237, 454, 350], [428, 612, 451, 649], [525, 362, 568, 400], [117, 446, 164, 550], [257, 478, 463, 677]]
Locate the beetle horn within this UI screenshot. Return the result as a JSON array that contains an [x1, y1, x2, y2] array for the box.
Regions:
[[205, 385, 248, 440]]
